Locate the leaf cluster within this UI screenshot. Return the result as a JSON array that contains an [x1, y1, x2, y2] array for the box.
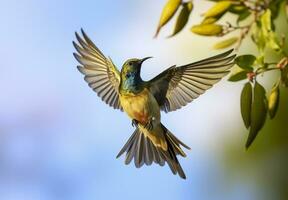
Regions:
[[155, 0, 288, 148], [155, 0, 288, 50]]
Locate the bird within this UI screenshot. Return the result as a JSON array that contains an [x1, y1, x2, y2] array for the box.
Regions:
[[73, 29, 236, 179]]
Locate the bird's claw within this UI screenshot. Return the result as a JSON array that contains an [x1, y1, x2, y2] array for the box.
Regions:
[[132, 119, 139, 128], [144, 117, 155, 131]]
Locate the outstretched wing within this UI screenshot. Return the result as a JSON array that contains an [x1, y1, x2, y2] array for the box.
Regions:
[[73, 29, 123, 110], [148, 49, 236, 112]]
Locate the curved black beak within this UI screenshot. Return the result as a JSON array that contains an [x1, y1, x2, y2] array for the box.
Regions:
[[140, 56, 153, 64]]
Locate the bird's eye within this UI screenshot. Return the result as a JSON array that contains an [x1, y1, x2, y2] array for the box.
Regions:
[[126, 72, 131, 78], [128, 62, 133, 66]]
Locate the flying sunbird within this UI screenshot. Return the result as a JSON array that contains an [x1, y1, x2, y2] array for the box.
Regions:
[[73, 29, 235, 179]]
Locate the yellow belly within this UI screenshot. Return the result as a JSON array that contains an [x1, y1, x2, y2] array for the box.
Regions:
[[119, 88, 167, 150], [119, 88, 160, 124]]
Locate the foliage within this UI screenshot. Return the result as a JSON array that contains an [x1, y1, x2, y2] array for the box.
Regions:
[[155, 0, 288, 148]]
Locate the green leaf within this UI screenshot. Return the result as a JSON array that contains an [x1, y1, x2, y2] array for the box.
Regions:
[[246, 81, 267, 149], [228, 70, 248, 82], [260, 9, 281, 51], [204, 1, 232, 18], [269, 0, 283, 19], [155, 0, 182, 37], [235, 55, 256, 70], [255, 55, 265, 66], [261, 9, 273, 33], [241, 82, 252, 129], [267, 37, 281, 51], [191, 24, 223, 36], [251, 22, 266, 53], [170, 1, 193, 37], [268, 82, 280, 119], [237, 10, 251, 23], [213, 37, 238, 49]]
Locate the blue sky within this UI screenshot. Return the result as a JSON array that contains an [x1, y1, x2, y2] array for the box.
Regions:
[[0, 0, 260, 200]]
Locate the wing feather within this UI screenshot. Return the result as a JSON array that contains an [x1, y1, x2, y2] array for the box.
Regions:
[[73, 29, 122, 110], [148, 50, 236, 112]]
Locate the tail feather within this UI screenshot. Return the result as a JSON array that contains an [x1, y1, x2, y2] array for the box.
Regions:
[[125, 137, 137, 165], [116, 130, 137, 158], [166, 130, 190, 150], [163, 134, 186, 178], [135, 133, 145, 168], [152, 142, 165, 166], [144, 137, 153, 165], [117, 124, 190, 179]]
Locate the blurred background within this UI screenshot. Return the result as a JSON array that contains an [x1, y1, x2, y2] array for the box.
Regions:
[[0, 0, 287, 199]]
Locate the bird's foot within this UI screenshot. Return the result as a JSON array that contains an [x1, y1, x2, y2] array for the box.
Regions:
[[131, 119, 139, 128], [144, 117, 155, 131]]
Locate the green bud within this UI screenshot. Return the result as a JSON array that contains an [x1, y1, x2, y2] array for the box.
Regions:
[[229, 5, 246, 14], [191, 24, 223, 36], [268, 82, 280, 119], [204, 1, 232, 18], [155, 0, 182, 37], [213, 37, 238, 49], [170, 1, 193, 37]]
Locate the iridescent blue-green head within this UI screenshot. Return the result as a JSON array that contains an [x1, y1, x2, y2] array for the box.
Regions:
[[120, 57, 152, 92], [121, 57, 152, 79]]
